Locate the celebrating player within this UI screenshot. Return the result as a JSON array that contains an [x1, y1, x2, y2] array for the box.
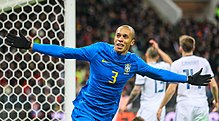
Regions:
[[5, 25, 211, 121]]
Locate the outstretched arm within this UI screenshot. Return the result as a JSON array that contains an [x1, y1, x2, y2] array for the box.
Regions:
[[5, 31, 98, 61], [137, 57, 211, 86], [32, 43, 88, 59]]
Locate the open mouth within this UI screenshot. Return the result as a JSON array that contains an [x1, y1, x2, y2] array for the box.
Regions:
[[116, 43, 124, 49]]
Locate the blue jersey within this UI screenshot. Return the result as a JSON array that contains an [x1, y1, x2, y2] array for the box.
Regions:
[[32, 42, 187, 120]]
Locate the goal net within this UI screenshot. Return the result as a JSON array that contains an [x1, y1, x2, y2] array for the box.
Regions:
[[0, 0, 74, 120]]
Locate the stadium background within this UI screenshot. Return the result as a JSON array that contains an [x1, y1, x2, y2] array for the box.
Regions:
[[0, 0, 219, 121], [76, 0, 219, 120]]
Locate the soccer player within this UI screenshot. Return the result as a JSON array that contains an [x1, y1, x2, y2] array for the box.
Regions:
[[120, 39, 172, 121], [157, 35, 218, 121], [5, 25, 211, 121]]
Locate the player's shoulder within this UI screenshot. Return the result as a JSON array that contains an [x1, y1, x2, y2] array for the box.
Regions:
[[194, 56, 210, 65], [172, 55, 209, 65], [172, 57, 181, 63], [93, 42, 109, 46], [157, 61, 171, 68], [172, 57, 183, 67], [93, 42, 113, 50], [193, 55, 208, 62], [129, 53, 144, 62], [182, 55, 208, 62], [157, 61, 170, 66]]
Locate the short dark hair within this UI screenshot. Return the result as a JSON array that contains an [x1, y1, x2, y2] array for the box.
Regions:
[[117, 25, 135, 39], [179, 35, 195, 52]]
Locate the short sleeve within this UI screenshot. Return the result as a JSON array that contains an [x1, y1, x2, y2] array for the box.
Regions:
[[135, 74, 145, 85]]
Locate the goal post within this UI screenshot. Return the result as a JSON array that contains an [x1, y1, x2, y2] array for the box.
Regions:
[[0, 0, 76, 121], [64, 0, 76, 121]]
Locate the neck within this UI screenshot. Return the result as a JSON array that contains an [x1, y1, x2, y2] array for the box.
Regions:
[[114, 47, 128, 55], [182, 51, 193, 57]]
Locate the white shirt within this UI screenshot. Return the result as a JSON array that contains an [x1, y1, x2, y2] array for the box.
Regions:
[[171, 55, 214, 106], [135, 61, 170, 107]]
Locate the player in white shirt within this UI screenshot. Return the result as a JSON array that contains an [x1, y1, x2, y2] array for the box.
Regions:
[[121, 40, 172, 121], [157, 35, 218, 121]]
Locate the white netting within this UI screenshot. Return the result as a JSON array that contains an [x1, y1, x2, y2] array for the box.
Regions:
[[0, 0, 65, 120]]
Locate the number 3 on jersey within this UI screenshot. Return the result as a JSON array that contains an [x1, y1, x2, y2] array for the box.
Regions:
[[109, 71, 118, 84]]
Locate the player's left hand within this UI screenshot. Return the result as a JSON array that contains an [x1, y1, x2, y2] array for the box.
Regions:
[[156, 108, 162, 121], [188, 68, 211, 86], [212, 100, 218, 112]]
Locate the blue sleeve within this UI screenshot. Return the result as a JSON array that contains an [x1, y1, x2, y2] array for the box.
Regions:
[[136, 57, 187, 83], [32, 43, 100, 61]]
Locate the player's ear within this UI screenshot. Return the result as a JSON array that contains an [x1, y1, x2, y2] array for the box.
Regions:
[[193, 46, 195, 51], [156, 55, 160, 61], [131, 39, 135, 46], [145, 52, 148, 58], [179, 46, 182, 53]]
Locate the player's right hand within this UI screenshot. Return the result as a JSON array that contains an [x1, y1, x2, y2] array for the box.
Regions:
[[5, 31, 32, 49]]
